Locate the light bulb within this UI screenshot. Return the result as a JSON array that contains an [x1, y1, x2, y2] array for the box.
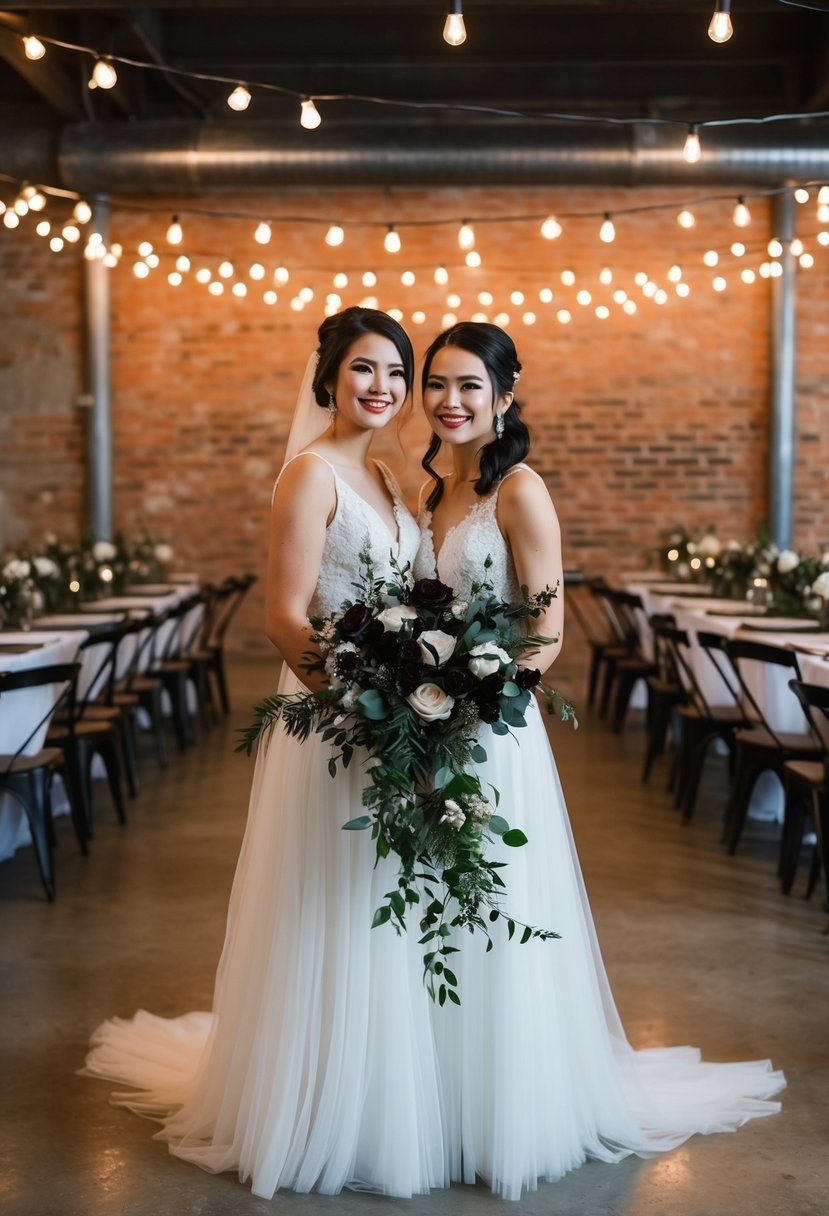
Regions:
[[557, 309, 572, 324], [333, 272, 348, 288], [683, 126, 701, 164], [61, 224, 80, 243], [442, 312, 459, 328], [708, 2, 733, 43], [401, 271, 416, 286], [227, 85, 251, 112], [362, 271, 377, 287], [713, 276, 727, 292], [412, 311, 426, 325], [790, 238, 803, 256], [794, 188, 809, 204], [133, 262, 150, 279], [23, 35, 46, 60], [146, 253, 159, 268], [299, 286, 314, 302], [14, 197, 29, 216], [168, 272, 182, 287], [599, 214, 615, 243], [327, 293, 342, 308], [218, 261, 234, 278], [36, 220, 50, 237], [209, 281, 224, 296], [818, 231, 829, 246], [384, 226, 401, 253], [668, 265, 683, 282], [623, 299, 637, 315], [434, 266, 449, 285], [634, 271, 648, 286], [733, 197, 751, 227], [25, 188, 46, 212], [642, 281, 657, 298], [249, 263, 265, 280], [540, 214, 562, 240], [232, 282, 247, 298], [90, 59, 117, 90], [325, 224, 344, 247], [818, 186, 829, 204], [599, 267, 613, 285], [595, 306, 610, 320], [741, 268, 756, 284], [494, 312, 510, 327], [73, 200, 92, 224], [195, 268, 211, 284], [447, 293, 462, 308], [522, 312, 537, 325], [576, 289, 592, 306], [176, 255, 191, 272], [443, 2, 467, 46], [166, 216, 183, 245], [138, 241, 153, 257], [300, 99, 321, 129], [676, 282, 691, 297], [767, 238, 783, 257], [478, 290, 493, 305], [799, 252, 815, 269], [818, 204, 829, 224], [48, 234, 62, 250], [465, 250, 481, 267], [510, 290, 524, 305], [264, 291, 277, 305], [275, 266, 290, 284], [730, 241, 746, 256], [539, 287, 554, 303], [677, 209, 695, 229], [703, 250, 719, 267], [561, 269, 576, 286], [458, 221, 475, 249], [103, 253, 118, 268], [613, 289, 627, 304], [471, 312, 488, 323], [254, 221, 272, 245]]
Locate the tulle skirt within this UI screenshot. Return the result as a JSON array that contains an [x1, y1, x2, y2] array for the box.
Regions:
[[82, 685, 785, 1200]]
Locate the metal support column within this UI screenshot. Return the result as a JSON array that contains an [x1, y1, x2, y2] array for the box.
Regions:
[[84, 195, 113, 539], [768, 191, 796, 549]]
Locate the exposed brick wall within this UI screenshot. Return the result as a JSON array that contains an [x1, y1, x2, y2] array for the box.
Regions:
[[1, 184, 827, 652]]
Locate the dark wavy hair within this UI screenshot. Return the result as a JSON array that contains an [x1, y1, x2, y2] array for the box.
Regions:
[[312, 306, 414, 408], [421, 321, 530, 511]]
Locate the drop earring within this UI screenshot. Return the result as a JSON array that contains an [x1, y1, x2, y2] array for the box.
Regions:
[[494, 412, 505, 440], [328, 392, 337, 419]]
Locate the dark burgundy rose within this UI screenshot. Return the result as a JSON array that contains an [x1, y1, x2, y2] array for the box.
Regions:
[[334, 648, 361, 679], [515, 666, 541, 690], [337, 602, 375, 643], [410, 577, 454, 608], [398, 661, 424, 696], [470, 673, 502, 723], [398, 639, 422, 665], [375, 630, 400, 663], [476, 699, 501, 724], [443, 666, 477, 698]]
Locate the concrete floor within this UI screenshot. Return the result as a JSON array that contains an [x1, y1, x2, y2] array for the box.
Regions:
[[1, 651, 827, 1216]]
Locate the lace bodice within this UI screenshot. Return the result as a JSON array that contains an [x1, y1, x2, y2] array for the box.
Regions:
[[275, 454, 420, 617], [414, 465, 536, 602]]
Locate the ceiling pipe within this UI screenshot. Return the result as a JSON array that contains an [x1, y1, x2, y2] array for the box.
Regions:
[[1, 121, 829, 192]]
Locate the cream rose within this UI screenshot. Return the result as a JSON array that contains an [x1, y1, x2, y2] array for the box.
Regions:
[[467, 643, 511, 680], [377, 604, 418, 632], [2, 559, 31, 581], [407, 682, 455, 721], [811, 571, 829, 600], [418, 629, 456, 667], [776, 549, 800, 575]]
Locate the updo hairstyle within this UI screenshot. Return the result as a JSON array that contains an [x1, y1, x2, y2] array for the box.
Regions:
[[312, 306, 415, 408]]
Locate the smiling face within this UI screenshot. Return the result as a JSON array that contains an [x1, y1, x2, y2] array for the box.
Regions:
[[327, 332, 409, 433], [422, 344, 512, 448]]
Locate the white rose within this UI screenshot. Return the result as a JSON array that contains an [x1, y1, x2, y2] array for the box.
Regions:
[[467, 643, 511, 680], [376, 604, 418, 632], [450, 600, 469, 619], [407, 682, 455, 722], [92, 540, 117, 562], [418, 629, 456, 667], [3, 559, 31, 581], [776, 549, 800, 575], [154, 543, 174, 564], [34, 556, 58, 578], [697, 533, 722, 558], [440, 798, 466, 830], [811, 572, 829, 600]]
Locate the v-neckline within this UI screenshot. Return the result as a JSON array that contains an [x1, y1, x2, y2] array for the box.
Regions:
[[424, 498, 489, 569], [333, 462, 401, 551]]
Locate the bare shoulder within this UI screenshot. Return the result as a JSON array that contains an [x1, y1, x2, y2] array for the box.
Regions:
[[498, 465, 558, 526], [273, 450, 336, 510]]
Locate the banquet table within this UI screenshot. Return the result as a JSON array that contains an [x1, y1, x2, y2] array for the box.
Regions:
[[0, 630, 88, 863]]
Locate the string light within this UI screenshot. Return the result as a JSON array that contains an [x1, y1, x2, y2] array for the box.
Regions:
[[209, 281, 224, 296], [741, 268, 756, 284], [576, 289, 592, 306], [447, 292, 462, 308], [176, 255, 191, 272], [478, 290, 493, 305], [195, 268, 211, 283], [61, 224, 81, 243], [218, 260, 234, 278], [623, 299, 637, 315], [634, 271, 648, 286], [264, 291, 277, 305], [595, 305, 610, 319], [48, 234, 62, 250], [556, 310, 571, 324], [677, 209, 695, 228], [434, 266, 449, 285], [599, 213, 615, 243], [166, 216, 183, 245], [733, 197, 751, 227], [3, 210, 20, 229], [401, 270, 416, 286], [794, 188, 810, 204], [250, 263, 265, 280], [667, 265, 683, 282], [818, 186, 829, 204], [133, 261, 150, 279], [676, 282, 691, 297], [539, 287, 554, 303], [443, 1, 467, 46], [523, 312, 536, 325], [818, 203, 829, 223], [730, 241, 746, 256], [227, 85, 251, 112], [325, 223, 344, 247], [713, 276, 727, 291], [465, 250, 482, 267], [540, 214, 563, 240], [299, 286, 314, 302], [23, 35, 46, 60], [138, 241, 153, 257], [818, 232, 829, 246], [13, 196, 28, 216], [613, 289, 627, 303], [36, 220, 50, 237], [384, 225, 401, 253], [561, 270, 576, 286], [767, 238, 783, 257], [683, 125, 701, 164], [412, 311, 426, 324], [89, 58, 117, 89], [790, 238, 803, 256], [73, 200, 92, 223], [254, 221, 272, 244], [300, 99, 322, 129], [510, 290, 525, 305], [232, 282, 247, 298], [146, 253, 159, 268], [458, 221, 475, 250], [799, 252, 815, 268], [275, 266, 290, 284], [599, 267, 613, 285], [168, 271, 182, 286], [494, 312, 510, 326], [362, 271, 377, 287], [708, 0, 733, 43], [333, 272, 348, 288]]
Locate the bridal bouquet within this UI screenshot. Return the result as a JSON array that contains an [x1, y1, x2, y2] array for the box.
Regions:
[[238, 547, 576, 1005]]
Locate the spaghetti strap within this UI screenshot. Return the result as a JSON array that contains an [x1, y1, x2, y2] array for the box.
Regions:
[[271, 450, 337, 504]]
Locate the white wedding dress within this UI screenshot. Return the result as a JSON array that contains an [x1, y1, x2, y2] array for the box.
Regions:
[[83, 457, 784, 1202]]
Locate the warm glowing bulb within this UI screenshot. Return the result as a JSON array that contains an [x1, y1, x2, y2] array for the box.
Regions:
[[458, 221, 475, 250], [510, 291, 524, 305], [703, 250, 719, 267], [23, 35, 46, 60], [384, 226, 401, 254], [556, 309, 571, 324], [73, 200, 92, 224], [48, 234, 63, 250], [103, 253, 118, 267], [166, 216, 183, 245], [227, 85, 251, 112], [14, 197, 28, 216], [769, 261, 783, 277], [599, 267, 613, 285], [133, 261, 150, 279], [333, 272, 348, 288], [708, 3, 733, 43], [642, 281, 657, 298], [471, 312, 488, 323], [275, 266, 290, 284], [561, 269, 576, 286], [794, 188, 809, 204], [539, 288, 554, 303], [25, 189, 46, 212], [634, 271, 648, 286], [447, 293, 462, 308], [254, 221, 271, 245], [767, 238, 783, 257], [599, 214, 615, 243], [730, 241, 746, 257], [818, 204, 829, 224], [401, 271, 416, 286], [623, 299, 637, 315], [168, 271, 182, 286], [676, 282, 691, 297], [790, 238, 803, 256], [249, 263, 265, 280], [522, 312, 536, 325], [595, 305, 610, 319], [195, 268, 211, 284], [325, 224, 344, 247], [713, 276, 727, 291], [434, 266, 449, 285], [818, 231, 829, 246], [677, 210, 695, 229], [362, 271, 377, 287], [264, 290, 277, 305], [443, 4, 467, 46], [412, 311, 426, 325], [300, 99, 322, 129], [62, 224, 80, 243], [668, 265, 683, 282], [540, 214, 562, 240], [576, 289, 592, 306], [733, 198, 751, 227], [36, 220, 50, 237], [232, 282, 247, 298], [494, 312, 510, 326], [209, 281, 224, 296], [146, 253, 159, 268], [478, 290, 493, 305], [741, 268, 756, 284], [90, 59, 117, 89], [442, 312, 459, 328], [219, 261, 234, 278], [799, 252, 815, 269], [138, 241, 153, 257], [683, 127, 701, 164], [613, 289, 627, 304], [327, 293, 342, 308], [465, 250, 481, 267], [176, 255, 191, 272], [299, 286, 314, 302], [818, 186, 829, 204]]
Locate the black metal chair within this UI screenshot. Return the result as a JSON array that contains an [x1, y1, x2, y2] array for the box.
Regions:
[[0, 662, 81, 899], [567, 578, 625, 711], [640, 614, 684, 782], [780, 680, 829, 917], [593, 587, 657, 731], [189, 573, 257, 717]]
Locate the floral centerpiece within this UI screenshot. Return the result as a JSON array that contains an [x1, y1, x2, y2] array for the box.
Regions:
[[238, 548, 576, 1006], [0, 558, 36, 628]]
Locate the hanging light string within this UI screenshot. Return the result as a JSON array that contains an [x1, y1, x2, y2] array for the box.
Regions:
[[15, 31, 829, 145]]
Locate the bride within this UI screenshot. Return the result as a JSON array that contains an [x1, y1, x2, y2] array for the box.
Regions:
[[83, 310, 785, 1203]]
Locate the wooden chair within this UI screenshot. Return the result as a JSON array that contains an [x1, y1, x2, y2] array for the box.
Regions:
[[720, 638, 822, 857], [0, 662, 81, 899], [146, 592, 205, 750], [779, 680, 829, 918], [189, 574, 257, 716], [640, 614, 684, 782]]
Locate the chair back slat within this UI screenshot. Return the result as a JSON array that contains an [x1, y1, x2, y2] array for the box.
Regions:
[[0, 662, 80, 767], [724, 637, 811, 745]]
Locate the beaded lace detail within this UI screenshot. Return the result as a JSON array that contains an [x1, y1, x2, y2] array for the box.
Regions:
[[414, 464, 536, 602], [274, 454, 420, 618]]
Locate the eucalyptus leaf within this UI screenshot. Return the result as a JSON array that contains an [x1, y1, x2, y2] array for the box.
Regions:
[[502, 828, 528, 847], [342, 815, 372, 830]]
